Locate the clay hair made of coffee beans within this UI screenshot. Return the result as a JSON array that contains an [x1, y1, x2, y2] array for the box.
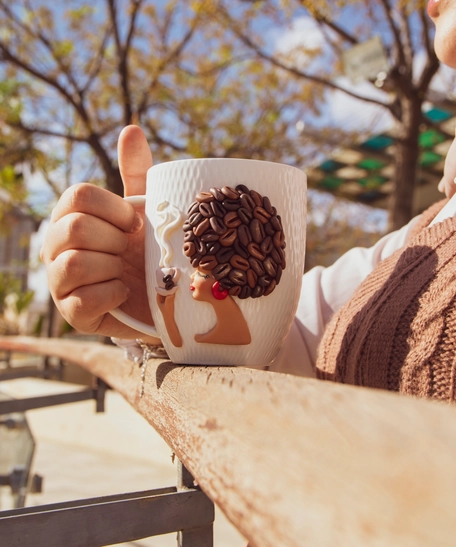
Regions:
[[182, 184, 287, 346]]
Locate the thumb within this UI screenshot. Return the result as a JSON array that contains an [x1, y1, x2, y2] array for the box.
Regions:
[[118, 125, 153, 197]]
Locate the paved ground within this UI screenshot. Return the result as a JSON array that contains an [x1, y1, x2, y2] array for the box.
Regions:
[[1, 377, 247, 547]]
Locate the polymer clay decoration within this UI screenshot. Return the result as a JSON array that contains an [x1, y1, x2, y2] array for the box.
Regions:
[[155, 184, 286, 346]]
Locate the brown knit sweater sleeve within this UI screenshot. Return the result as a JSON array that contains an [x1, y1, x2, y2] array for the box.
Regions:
[[316, 204, 456, 401]]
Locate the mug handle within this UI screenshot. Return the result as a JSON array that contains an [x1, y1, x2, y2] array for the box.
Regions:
[[108, 195, 161, 339]]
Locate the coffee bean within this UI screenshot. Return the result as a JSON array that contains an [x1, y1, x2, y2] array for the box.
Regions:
[[234, 239, 249, 259], [210, 216, 227, 235], [270, 215, 282, 231], [210, 187, 225, 201], [250, 190, 263, 207], [194, 218, 210, 237], [199, 255, 218, 271], [196, 191, 214, 203], [238, 224, 252, 246], [263, 257, 277, 278], [183, 220, 193, 232], [253, 206, 271, 224], [229, 268, 247, 285], [211, 200, 226, 218], [187, 201, 200, 215], [216, 247, 235, 264], [183, 241, 196, 257], [263, 195, 274, 215], [258, 275, 273, 287], [199, 202, 213, 217], [275, 265, 283, 284], [165, 280, 175, 290], [219, 228, 237, 247], [220, 279, 234, 290], [201, 230, 219, 243], [213, 263, 231, 280], [206, 242, 221, 255], [221, 186, 239, 200], [230, 254, 250, 271], [195, 238, 206, 255], [249, 218, 264, 244], [239, 193, 255, 211], [184, 230, 195, 242], [270, 246, 284, 265], [163, 274, 172, 283], [223, 199, 241, 211], [260, 236, 274, 255], [264, 222, 275, 236], [189, 212, 203, 227], [252, 285, 265, 298], [224, 211, 242, 228], [229, 285, 241, 297], [273, 230, 285, 248], [191, 254, 202, 268], [235, 184, 250, 194], [246, 268, 257, 289], [239, 285, 252, 299], [248, 242, 266, 261], [238, 207, 253, 225], [248, 256, 265, 276], [264, 279, 277, 296]]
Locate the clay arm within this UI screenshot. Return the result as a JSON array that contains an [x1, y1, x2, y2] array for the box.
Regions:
[[156, 293, 183, 348]]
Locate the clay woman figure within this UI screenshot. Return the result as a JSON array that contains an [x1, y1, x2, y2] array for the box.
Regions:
[[189, 266, 251, 345], [156, 184, 286, 347]]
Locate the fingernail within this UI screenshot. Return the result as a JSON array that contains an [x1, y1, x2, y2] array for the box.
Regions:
[[130, 213, 143, 233]]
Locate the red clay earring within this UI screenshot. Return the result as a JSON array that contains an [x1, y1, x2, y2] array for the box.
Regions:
[[212, 281, 229, 300]]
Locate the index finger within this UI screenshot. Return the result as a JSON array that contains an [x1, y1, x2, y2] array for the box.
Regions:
[[50, 183, 139, 232]]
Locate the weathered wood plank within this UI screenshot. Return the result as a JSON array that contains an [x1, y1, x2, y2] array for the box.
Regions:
[[1, 336, 456, 547]]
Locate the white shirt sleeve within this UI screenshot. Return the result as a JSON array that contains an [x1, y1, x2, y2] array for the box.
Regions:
[[269, 215, 421, 377]]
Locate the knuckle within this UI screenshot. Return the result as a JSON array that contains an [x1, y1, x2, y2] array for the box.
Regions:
[[66, 212, 91, 242], [67, 183, 98, 211], [60, 250, 84, 279]]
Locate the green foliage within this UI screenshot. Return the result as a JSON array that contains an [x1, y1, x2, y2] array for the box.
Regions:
[[0, 273, 34, 314], [0, 272, 35, 335]]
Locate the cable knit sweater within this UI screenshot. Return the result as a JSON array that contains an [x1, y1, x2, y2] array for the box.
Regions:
[[316, 199, 456, 401]]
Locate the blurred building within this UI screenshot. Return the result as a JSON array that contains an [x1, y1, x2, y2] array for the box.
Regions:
[[0, 188, 40, 292], [307, 102, 455, 215]]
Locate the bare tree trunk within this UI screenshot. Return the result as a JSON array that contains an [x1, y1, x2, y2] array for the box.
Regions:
[[105, 166, 124, 197], [388, 97, 423, 232]]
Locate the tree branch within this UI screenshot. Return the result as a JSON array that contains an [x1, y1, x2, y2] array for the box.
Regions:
[[378, 0, 406, 68], [137, 14, 199, 118], [220, 12, 391, 110]]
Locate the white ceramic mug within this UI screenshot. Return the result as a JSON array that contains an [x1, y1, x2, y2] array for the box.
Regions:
[[111, 158, 306, 366]]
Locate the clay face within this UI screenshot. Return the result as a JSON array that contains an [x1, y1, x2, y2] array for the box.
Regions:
[[190, 269, 213, 302]]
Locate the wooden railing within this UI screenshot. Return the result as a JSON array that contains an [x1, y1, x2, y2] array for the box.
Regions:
[[1, 335, 456, 546]]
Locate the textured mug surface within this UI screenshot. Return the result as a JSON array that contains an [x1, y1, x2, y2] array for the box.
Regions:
[[144, 158, 306, 365]]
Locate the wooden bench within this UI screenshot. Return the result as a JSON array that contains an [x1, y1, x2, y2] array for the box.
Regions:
[[0, 335, 455, 546]]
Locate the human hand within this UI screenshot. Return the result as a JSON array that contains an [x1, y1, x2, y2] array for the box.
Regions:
[[40, 125, 160, 342], [438, 133, 456, 199]]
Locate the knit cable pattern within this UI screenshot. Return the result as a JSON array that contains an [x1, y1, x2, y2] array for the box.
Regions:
[[316, 202, 456, 401]]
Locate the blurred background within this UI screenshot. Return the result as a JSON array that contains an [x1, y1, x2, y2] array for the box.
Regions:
[[0, 0, 454, 543]]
